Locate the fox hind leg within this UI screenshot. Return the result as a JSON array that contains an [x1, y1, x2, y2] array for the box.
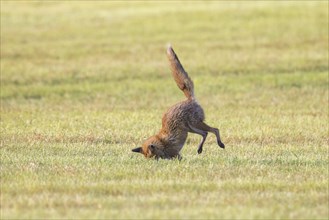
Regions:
[[196, 122, 225, 149], [188, 123, 208, 154]]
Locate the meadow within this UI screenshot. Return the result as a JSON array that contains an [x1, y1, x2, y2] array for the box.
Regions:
[[1, 1, 328, 219]]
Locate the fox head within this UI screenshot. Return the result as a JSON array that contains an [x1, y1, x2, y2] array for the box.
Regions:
[[132, 135, 167, 159]]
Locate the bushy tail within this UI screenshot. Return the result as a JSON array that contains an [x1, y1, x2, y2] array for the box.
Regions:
[[167, 45, 195, 100]]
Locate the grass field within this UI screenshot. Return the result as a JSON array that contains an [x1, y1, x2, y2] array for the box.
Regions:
[[1, 1, 328, 219]]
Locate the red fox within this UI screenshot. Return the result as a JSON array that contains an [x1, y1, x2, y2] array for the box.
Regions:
[[132, 46, 225, 160]]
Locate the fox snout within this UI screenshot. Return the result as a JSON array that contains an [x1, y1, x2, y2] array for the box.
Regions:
[[131, 145, 157, 158], [132, 147, 142, 153]]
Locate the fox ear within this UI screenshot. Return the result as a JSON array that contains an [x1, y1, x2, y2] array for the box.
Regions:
[[132, 147, 142, 153]]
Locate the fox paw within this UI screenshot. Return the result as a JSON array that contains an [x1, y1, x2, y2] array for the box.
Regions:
[[218, 141, 225, 149]]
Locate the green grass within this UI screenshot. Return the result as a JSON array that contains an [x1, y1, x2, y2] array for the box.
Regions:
[[1, 1, 328, 219]]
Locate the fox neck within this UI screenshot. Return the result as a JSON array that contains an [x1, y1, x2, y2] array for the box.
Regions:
[[157, 129, 187, 152]]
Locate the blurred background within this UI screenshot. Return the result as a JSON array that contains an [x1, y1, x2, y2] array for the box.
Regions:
[[1, 1, 328, 219], [2, 1, 327, 110]]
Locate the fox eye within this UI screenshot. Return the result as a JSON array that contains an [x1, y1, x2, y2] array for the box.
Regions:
[[149, 144, 156, 149]]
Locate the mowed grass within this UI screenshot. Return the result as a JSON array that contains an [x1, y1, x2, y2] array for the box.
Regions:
[[1, 1, 328, 219]]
